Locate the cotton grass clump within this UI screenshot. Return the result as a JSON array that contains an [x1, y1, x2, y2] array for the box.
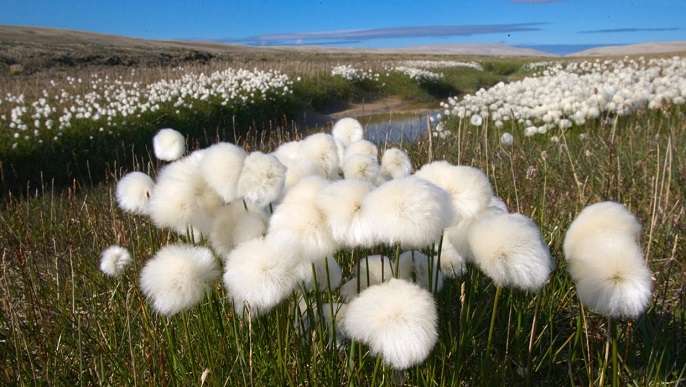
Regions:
[[199, 142, 246, 203], [297, 132, 340, 179], [343, 154, 380, 182], [223, 237, 299, 317], [208, 202, 268, 257], [238, 151, 287, 208], [116, 171, 155, 215], [377, 147, 412, 184], [153, 128, 186, 161], [148, 154, 222, 237], [140, 244, 220, 316], [343, 278, 438, 370], [360, 176, 454, 248], [99, 245, 132, 277], [468, 212, 554, 291], [331, 117, 364, 147], [315, 178, 375, 247], [415, 161, 493, 225], [563, 201, 653, 319]]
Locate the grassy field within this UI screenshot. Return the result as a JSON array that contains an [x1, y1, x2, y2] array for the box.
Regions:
[[1, 50, 685, 386]]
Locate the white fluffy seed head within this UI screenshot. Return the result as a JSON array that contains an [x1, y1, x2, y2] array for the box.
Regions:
[[268, 198, 337, 262], [100, 245, 132, 277], [565, 234, 652, 319], [116, 171, 154, 215], [344, 140, 378, 163], [209, 202, 268, 257], [148, 155, 220, 237], [332, 117, 364, 147], [415, 161, 493, 225], [360, 176, 454, 249], [298, 132, 340, 179], [199, 142, 246, 203], [238, 151, 287, 208], [140, 244, 219, 316], [377, 148, 412, 184], [315, 179, 375, 247], [563, 201, 642, 260], [223, 237, 299, 317], [436, 237, 467, 278], [153, 128, 185, 161], [343, 154, 380, 182], [468, 212, 554, 291], [343, 278, 438, 370], [340, 255, 394, 301]]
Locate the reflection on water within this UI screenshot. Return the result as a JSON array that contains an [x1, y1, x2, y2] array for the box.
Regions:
[[359, 111, 443, 143]]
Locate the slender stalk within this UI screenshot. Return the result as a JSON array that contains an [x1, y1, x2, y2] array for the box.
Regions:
[[393, 244, 401, 278], [599, 316, 611, 387], [486, 286, 502, 357]]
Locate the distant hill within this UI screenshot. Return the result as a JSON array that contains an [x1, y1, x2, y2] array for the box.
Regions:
[[567, 41, 686, 57], [2, 25, 685, 74]]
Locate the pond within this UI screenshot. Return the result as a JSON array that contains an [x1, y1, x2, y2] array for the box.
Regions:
[[358, 110, 443, 143]]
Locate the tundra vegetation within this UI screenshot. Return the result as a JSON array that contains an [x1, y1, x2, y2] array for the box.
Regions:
[[1, 50, 685, 386]]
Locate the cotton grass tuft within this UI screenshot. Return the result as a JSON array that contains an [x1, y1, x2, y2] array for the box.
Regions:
[[116, 171, 155, 215], [153, 128, 186, 161], [140, 244, 219, 316], [468, 212, 554, 291], [343, 278, 438, 370], [100, 245, 132, 277], [223, 237, 299, 317], [238, 151, 287, 208], [199, 142, 246, 203]]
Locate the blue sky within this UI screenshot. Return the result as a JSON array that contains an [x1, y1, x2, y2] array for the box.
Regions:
[[2, 0, 685, 55]]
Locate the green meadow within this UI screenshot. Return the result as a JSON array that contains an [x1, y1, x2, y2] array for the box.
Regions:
[[1, 53, 684, 386]]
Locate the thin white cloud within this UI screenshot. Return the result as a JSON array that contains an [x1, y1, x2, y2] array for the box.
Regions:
[[222, 24, 545, 46]]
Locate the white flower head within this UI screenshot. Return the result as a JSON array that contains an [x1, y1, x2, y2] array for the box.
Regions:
[[500, 132, 514, 146], [153, 128, 185, 161], [315, 178, 375, 247], [209, 201, 268, 257], [116, 171, 154, 215], [344, 140, 378, 163], [199, 142, 246, 203], [565, 234, 652, 319], [140, 244, 220, 316], [470, 114, 483, 127], [360, 176, 454, 248], [343, 278, 438, 370], [564, 201, 652, 319], [415, 161, 493, 225], [468, 212, 554, 291], [100, 245, 132, 277], [343, 154, 380, 182], [298, 132, 340, 179], [377, 147, 412, 184], [331, 117, 364, 147], [223, 237, 299, 317], [238, 151, 287, 208], [148, 155, 221, 237]]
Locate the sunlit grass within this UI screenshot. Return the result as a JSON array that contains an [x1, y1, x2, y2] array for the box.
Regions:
[[1, 93, 684, 384]]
